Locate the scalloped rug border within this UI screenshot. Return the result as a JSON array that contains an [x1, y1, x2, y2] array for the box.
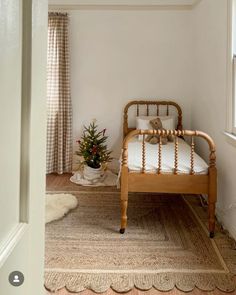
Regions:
[[44, 272, 236, 293], [44, 195, 236, 293]]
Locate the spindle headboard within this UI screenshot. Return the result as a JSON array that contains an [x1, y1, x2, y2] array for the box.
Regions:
[[123, 100, 183, 138]]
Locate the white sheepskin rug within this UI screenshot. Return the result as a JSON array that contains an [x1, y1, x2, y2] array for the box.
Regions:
[[45, 194, 78, 224]]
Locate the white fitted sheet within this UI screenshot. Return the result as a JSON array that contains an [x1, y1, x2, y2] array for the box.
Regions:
[[126, 138, 209, 175]]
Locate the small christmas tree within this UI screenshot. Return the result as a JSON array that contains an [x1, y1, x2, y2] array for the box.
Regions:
[[77, 121, 112, 169]]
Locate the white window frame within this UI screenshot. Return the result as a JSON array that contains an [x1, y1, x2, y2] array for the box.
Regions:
[[233, 56, 236, 135], [226, 0, 236, 139]]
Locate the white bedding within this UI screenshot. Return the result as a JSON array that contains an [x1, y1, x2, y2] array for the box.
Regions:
[[126, 138, 209, 175]]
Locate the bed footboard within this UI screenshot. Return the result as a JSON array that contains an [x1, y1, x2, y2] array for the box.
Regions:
[[120, 129, 217, 238]]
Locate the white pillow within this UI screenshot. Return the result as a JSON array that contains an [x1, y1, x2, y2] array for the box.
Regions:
[[136, 116, 175, 140]]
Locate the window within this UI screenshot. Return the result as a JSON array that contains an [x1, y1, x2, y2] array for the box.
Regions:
[[226, 0, 236, 137], [233, 56, 236, 134]]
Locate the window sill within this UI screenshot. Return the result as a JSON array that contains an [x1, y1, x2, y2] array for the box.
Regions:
[[224, 132, 236, 148]]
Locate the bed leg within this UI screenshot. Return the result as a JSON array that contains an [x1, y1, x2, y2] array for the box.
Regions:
[[120, 166, 128, 234], [120, 196, 128, 234], [208, 166, 217, 239], [209, 202, 215, 238]]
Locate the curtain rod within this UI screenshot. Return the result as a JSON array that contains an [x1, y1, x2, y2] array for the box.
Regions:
[[48, 12, 68, 16]]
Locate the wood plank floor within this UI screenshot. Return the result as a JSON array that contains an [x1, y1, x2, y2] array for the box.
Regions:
[[46, 173, 119, 193], [45, 174, 236, 295]]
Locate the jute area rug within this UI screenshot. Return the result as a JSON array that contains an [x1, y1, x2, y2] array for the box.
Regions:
[[45, 192, 236, 293]]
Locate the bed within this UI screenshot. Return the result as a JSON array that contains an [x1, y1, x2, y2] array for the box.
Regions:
[[119, 100, 217, 238]]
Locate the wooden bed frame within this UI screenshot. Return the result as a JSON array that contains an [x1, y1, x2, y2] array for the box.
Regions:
[[120, 100, 217, 238]]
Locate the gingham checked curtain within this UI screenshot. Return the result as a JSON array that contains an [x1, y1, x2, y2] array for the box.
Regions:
[[46, 12, 72, 174]]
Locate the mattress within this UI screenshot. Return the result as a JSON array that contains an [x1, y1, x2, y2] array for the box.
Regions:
[[126, 138, 209, 175]]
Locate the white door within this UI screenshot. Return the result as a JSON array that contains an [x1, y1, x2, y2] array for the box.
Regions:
[[0, 0, 47, 294]]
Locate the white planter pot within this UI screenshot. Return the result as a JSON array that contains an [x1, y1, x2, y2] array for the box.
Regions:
[[83, 164, 105, 183]]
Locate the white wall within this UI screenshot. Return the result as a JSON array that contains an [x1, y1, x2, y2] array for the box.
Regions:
[[68, 2, 236, 239], [192, 0, 236, 239], [69, 9, 193, 161]]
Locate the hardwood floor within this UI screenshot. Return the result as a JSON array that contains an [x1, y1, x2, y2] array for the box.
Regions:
[[46, 173, 119, 193], [45, 174, 236, 295]]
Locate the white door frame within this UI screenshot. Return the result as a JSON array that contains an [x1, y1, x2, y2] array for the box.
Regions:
[[0, 0, 48, 294]]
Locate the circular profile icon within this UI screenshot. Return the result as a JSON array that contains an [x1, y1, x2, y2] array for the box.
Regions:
[[9, 271, 24, 287]]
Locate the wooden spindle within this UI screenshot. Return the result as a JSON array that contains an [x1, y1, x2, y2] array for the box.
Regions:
[[157, 135, 162, 174], [190, 136, 195, 175], [142, 134, 146, 173], [123, 112, 128, 138], [209, 151, 216, 167], [157, 105, 159, 116], [122, 146, 128, 167], [167, 105, 169, 116], [146, 105, 149, 116], [174, 136, 178, 174], [137, 104, 139, 116]]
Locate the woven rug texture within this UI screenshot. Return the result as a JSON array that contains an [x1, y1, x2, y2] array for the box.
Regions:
[[45, 192, 236, 293]]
